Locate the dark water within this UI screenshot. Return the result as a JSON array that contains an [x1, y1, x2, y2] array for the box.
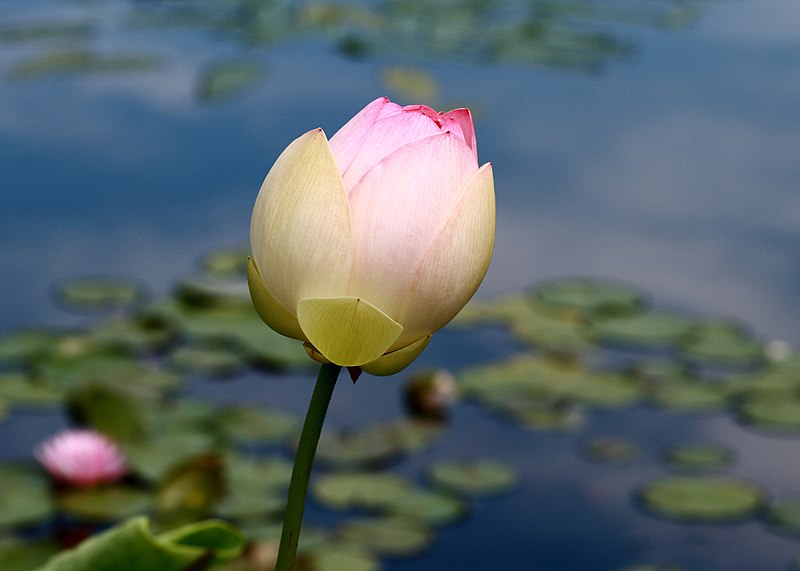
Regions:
[[1, 0, 800, 569]]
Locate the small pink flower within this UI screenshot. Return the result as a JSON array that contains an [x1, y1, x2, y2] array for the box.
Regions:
[[36, 429, 127, 487]]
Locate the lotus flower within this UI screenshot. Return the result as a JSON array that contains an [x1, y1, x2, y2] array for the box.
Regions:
[[249, 97, 495, 375], [36, 429, 127, 487]]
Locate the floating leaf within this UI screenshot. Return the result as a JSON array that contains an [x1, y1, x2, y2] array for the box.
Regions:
[[0, 539, 60, 570], [0, 21, 95, 43], [68, 383, 152, 444], [0, 329, 59, 364], [662, 443, 733, 474], [0, 464, 54, 528], [531, 278, 644, 318], [197, 60, 263, 103], [58, 486, 153, 522], [0, 372, 64, 408], [201, 248, 249, 277], [681, 321, 764, 366], [649, 379, 730, 413], [583, 438, 640, 463], [167, 344, 246, 377], [737, 396, 800, 432], [218, 407, 299, 445], [426, 458, 517, 496], [156, 456, 225, 525], [313, 472, 412, 511], [32, 516, 244, 570], [381, 67, 440, 102], [336, 516, 434, 557], [589, 311, 696, 348], [378, 488, 468, 525], [10, 50, 160, 81], [126, 433, 217, 482], [563, 372, 643, 408], [637, 476, 763, 522], [54, 277, 146, 312], [766, 495, 800, 535]]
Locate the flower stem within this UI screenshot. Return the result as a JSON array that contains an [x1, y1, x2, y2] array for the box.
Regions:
[[275, 362, 341, 571]]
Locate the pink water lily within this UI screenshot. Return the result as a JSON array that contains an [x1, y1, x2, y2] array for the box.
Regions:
[[249, 97, 495, 375], [36, 429, 127, 487]]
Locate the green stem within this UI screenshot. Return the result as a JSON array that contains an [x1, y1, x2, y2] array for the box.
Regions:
[[275, 362, 341, 571]]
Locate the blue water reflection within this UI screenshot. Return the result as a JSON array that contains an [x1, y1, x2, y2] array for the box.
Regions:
[[1, 0, 800, 569]]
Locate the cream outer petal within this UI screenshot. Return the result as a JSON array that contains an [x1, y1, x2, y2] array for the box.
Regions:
[[250, 129, 353, 312], [393, 162, 495, 348], [247, 257, 306, 341], [297, 296, 403, 367], [361, 335, 432, 376]]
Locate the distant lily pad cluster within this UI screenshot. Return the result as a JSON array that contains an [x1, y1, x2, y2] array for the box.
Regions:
[[1, 0, 711, 102], [0, 247, 517, 571]]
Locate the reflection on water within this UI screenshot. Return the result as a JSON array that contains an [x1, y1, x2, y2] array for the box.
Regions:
[[1, 0, 800, 569], [2, 0, 712, 101]]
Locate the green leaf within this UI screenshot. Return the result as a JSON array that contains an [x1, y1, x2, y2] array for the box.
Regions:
[[33, 516, 244, 571]]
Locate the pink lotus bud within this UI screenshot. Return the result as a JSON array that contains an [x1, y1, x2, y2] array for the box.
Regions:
[[36, 429, 127, 487], [249, 97, 495, 376]]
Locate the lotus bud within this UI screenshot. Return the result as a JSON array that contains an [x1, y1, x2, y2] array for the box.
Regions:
[[249, 97, 495, 375]]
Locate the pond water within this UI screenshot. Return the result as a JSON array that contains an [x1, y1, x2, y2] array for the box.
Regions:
[[1, 0, 799, 570]]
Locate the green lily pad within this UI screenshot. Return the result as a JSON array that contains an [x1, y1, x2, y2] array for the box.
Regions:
[[225, 455, 293, 494], [0, 539, 61, 570], [58, 486, 153, 522], [662, 443, 734, 474], [649, 379, 730, 413], [381, 67, 440, 102], [563, 372, 643, 408], [426, 458, 517, 496], [167, 344, 246, 377], [54, 277, 146, 312], [0, 329, 59, 363], [336, 516, 434, 557], [156, 456, 225, 524], [589, 311, 696, 348], [197, 60, 263, 103], [737, 396, 800, 432], [126, 433, 217, 482], [583, 438, 640, 463], [10, 50, 160, 81], [0, 372, 65, 408], [174, 278, 250, 309], [215, 492, 285, 521], [637, 476, 763, 522], [307, 543, 379, 571], [313, 472, 412, 511], [0, 20, 95, 43], [531, 278, 645, 318], [68, 383, 153, 444], [0, 464, 54, 528], [378, 488, 468, 525], [766, 495, 800, 535], [31, 516, 244, 570], [451, 294, 533, 327], [218, 406, 299, 445], [681, 321, 764, 366], [201, 248, 249, 277], [510, 403, 585, 431], [88, 316, 175, 354]]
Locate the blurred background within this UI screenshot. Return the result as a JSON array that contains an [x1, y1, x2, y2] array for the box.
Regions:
[[1, 0, 799, 570]]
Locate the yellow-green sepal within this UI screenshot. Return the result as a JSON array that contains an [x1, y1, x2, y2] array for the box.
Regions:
[[247, 257, 305, 341], [296, 297, 402, 367], [362, 335, 432, 376]]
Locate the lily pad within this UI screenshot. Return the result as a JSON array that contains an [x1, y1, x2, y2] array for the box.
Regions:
[[336, 516, 434, 557], [649, 379, 730, 413], [426, 458, 517, 496], [10, 50, 160, 81], [225, 455, 293, 494], [737, 396, 800, 432], [381, 67, 440, 102], [126, 433, 217, 482], [378, 488, 468, 525], [313, 472, 412, 511], [197, 60, 263, 103], [58, 486, 153, 522], [583, 438, 640, 463], [563, 372, 643, 408], [662, 443, 734, 474], [589, 311, 696, 348], [0, 329, 59, 363], [531, 278, 644, 318], [167, 344, 246, 377], [681, 321, 764, 366], [0, 372, 65, 408], [0, 539, 60, 570], [201, 248, 250, 277], [766, 495, 800, 535], [218, 406, 299, 445], [0, 464, 54, 528], [637, 476, 763, 522], [54, 277, 146, 312]]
